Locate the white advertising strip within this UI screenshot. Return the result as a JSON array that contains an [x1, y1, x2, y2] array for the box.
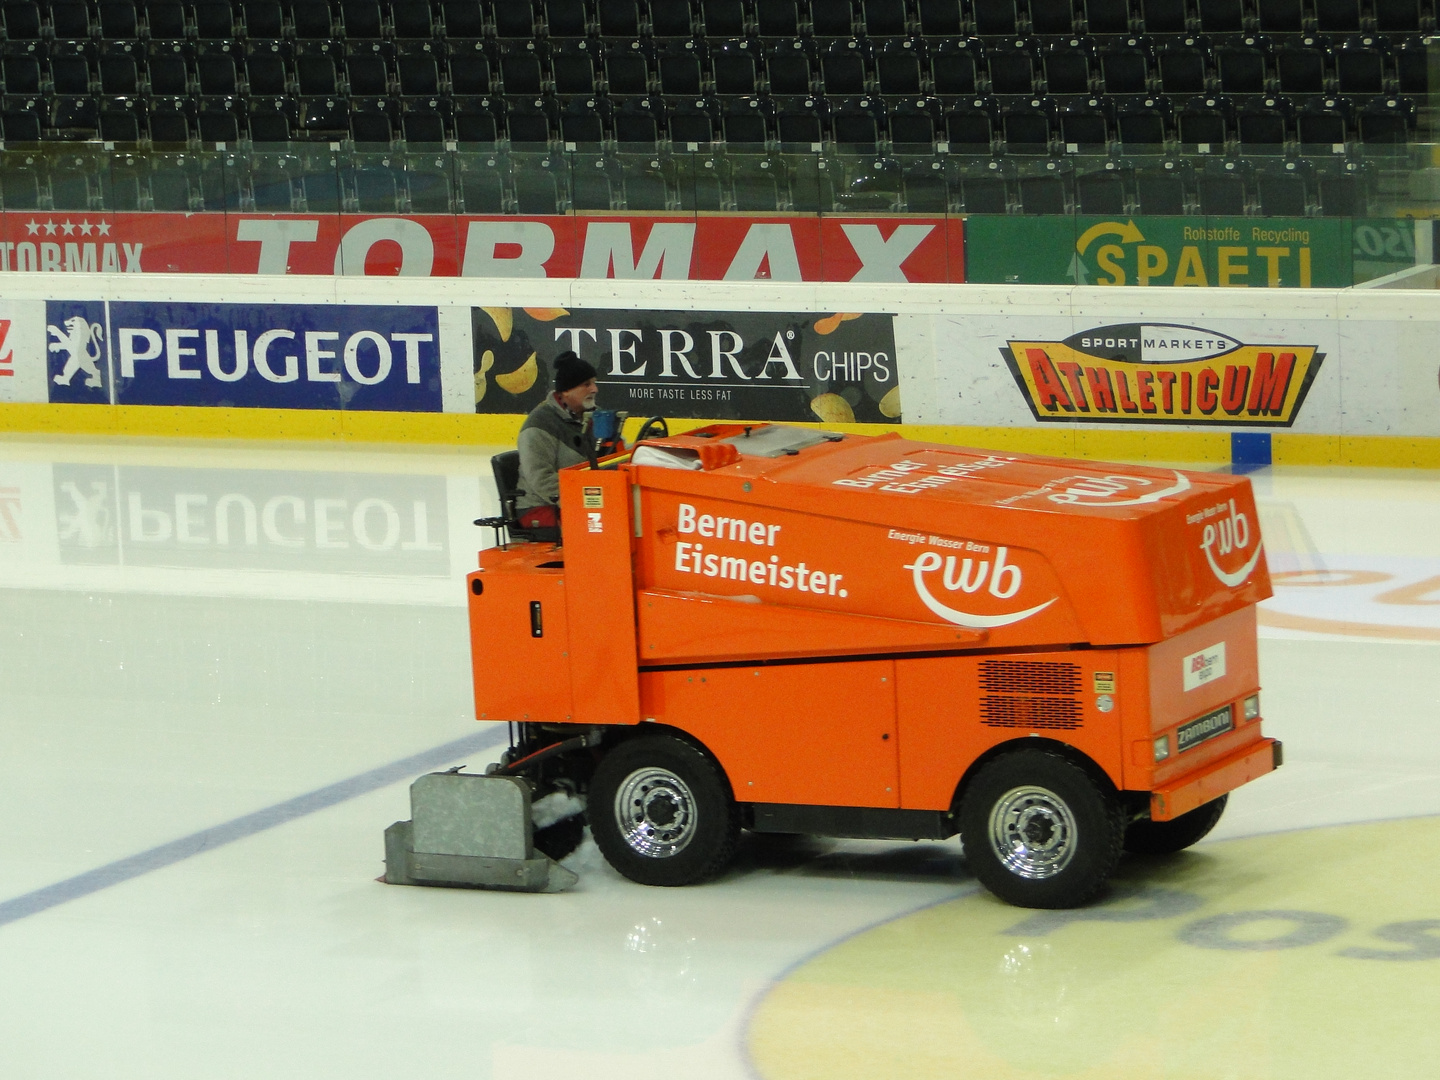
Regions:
[[0, 274, 1436, 450]]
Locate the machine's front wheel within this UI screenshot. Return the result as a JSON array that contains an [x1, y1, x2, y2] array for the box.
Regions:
[[589, 735, 740, 887], [1123, 794, 1228, 855], [959, 750, 1124, 909]]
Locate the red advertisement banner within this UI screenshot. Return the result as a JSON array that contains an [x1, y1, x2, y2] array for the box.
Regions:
[[0, 212, 964, 282]]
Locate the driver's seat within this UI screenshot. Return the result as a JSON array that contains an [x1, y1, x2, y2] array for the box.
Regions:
[[487, 450, 560, 543]]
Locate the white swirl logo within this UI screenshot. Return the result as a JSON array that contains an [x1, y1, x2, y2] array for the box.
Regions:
[[905, 548, 1056, 628], [1201, 498, 1264, 587], [1047, 471, 1192, 506]]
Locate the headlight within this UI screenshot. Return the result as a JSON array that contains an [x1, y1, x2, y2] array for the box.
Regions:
[[1243, 694, 1260, 721], [1153, 734, 1171, 762]]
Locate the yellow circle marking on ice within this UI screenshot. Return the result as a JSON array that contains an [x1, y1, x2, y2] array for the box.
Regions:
[[747, 816, 1440, 1080]]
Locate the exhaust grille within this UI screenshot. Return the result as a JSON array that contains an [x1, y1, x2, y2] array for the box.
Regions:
[[979, 660, 1085, 730], [979, 660, 1083, 696], [981, 695, 1084, 730]]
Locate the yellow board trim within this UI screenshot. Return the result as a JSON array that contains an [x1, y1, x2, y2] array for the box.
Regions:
[[3, 404, 1438, 468]]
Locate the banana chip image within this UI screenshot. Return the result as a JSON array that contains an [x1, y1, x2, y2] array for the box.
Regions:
[[879, 385, 902, 418], [523, 308, 570, 322], [814, 313, 863, 335], [481, 307, 513, 342], [495, 353, 539, 395], [810, 393, 855, 424], [474, 349, 496, 403]]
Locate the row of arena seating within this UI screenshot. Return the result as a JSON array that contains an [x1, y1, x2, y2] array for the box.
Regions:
[[0, 0, 1432, 43], [0, 32, 1428, 99], [0, 145, 1375, 215], [0, 88, 1416, 154]]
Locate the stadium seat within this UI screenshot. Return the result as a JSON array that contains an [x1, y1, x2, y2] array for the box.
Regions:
[[1157, 36, 1211, 94], [756, 0, 801, 36], [301, 164, 342, 213], [1017, 159, 1073, 214], [101, 152, 147, 210], [1001, 95, 1056, 152], [987, 37, 1039, 95], [955, 159, 1011, 214], [340, 1, 384, 40], [148, 152, 195, 209], [674, 151, 723, 210], [1031, 0, 1080, 35], [145, 94, 193, 143], [617, 154, 671, 211], [559, 94, 607, 144], [1257, 0, 1302, 33], [1100, 36, 1152, 94], [244, 42, 289, 95], [1215, 35, 1269, 94], [0, 149, 41, 205], [1084, 0, 1133, 35], [544, 0, 589, 38], [875, 37, 922, 94], [831, 95, 886, 150], [50, 46, 94, 96], [443, 2, 487, 38], [197, 47, 239, 95], [713, 39, 761, 95], [598, 0, 641, 37], [611, 94, 662, 144], [1296, 94, 1348, 150], [1254, 157, 1310, 214], [887, 95, 941, 146], [453, 95, 502, 143], [349, 96, 397, 143], [721, 95, 771, 144], [1138, 158, 1195, 217], [1336, 35, 1387, 94], [1075, 159, 1130, 213], [2, 2, 43, 40], [458, 155, 506, 213], [1141, 0, 1190, 34], [512, 154, 562, 213], [2, 51, 43, 95], [194, 2, 236, 39], [402, 95, 450, 144], [243, 2, 284, 39], [731, 154, 783, 212], [52, 95, 101, 140], [505, 94, 558, 144], [766, 38, 814, 94], [349, 155, 399, 211], [658, 39, 705, 95], [1197, 156, 1248, 213], [930, 37, 981, 94], [812, 0, 856, 37], [50, 2, 92, 39], [1177, 93, 1231, 148], [449, 39, 495, 94], [1358, 94, 1412, 146], [667, 94, 720, 143], [864, 0, 909, 36], [244, 96, 295, 142], [494, 0, 538, 38], [296, 51, 340, 96], [1276, 36, 1329, 95], [902, 155, 949, 212], [98, 95, 143, 141], [1058, 94, 1113, 150], [50, 152, 95, 209], [198, 95, 242, 142], [603, 39, 651, 94], [1116, 94, 1171, 148], [1314, 158, 1367, 214], [1374, 0, 1420, 31], [1236, 93, 1289, 152], [821, 39, 869, 95], [1315, 0, 1361, 33], [299, 96, 350, 141], [1394, 36, 1428, 94], [772, 93, 824, 145], [345, 49, 391, 96], [405, 155, 456, 213], [973, 0, 1020, 37], [291, 1, 335, 40], [651, 0, 695, 37], [1198, 0, 1246, 33], [100, 43, 141, 94], [541, 40, 601, 98], [392, 2, 434, 40], [918, 0, 964, 36], [499, 41, 545, 95], [942, 95, 998, 152], [99, 1, 138, 38], [397, 41, 443, 95], [1044, 37, 1094, 95]]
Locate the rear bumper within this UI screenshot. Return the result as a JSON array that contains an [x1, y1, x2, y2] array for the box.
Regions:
[[1150, 737, 1281, 821]]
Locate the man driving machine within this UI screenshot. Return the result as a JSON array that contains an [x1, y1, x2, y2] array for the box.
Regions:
[[514, 351, 598, 531]]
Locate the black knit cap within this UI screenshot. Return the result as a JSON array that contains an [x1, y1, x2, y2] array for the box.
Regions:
[[552, 351, 598, 394]]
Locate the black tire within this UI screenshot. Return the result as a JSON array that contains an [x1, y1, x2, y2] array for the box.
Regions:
[[959, 750, 1124, 909], [1124, 794, 1228, 855], [588, 734, 740, 887]]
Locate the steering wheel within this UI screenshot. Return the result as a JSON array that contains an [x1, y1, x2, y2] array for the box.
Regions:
[[633, 416, 669, 444]]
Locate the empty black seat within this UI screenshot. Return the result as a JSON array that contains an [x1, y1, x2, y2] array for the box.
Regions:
[[505, 94, 558, 144], [402, 95, 449, 144], [612, 94, 662, 143], [1116, 94, 1171, 148], [652, 0, 695, 36], [721, 94, 770, 143], [1044, 37, 1094, 95], [1141, 0, 1191, 34], [197, 45, 239, 95], [1358, 94, 1412, 146], [544, 0, 588, 37], [1236, 93, 1289, 151], [713, 39, 761, 94], [443, 2, 486, 38], [918, 0, 963, 34], [812, 0, 855, 36], [831, 95, 885, 149], [659, 39, 704, 94], [494, 0, 537, 37], [1158, 36, 1210, 94], [1075, 160, 1130, 212], [756, 0, 800, 35], [146, 95, 193, 143], [243, 1, 284, 38], [52, 95, 101, 140], [931, 37, 981, 94], [193, 2, 235, 38], [598, 0, 641, 36], [552, 38, 600, 94], [397, 45, 443, 95], [197, 95, 242, 141], [875, 37, 922, 93], [340, 2, 384, 39], [1197, 0, 1245, 32], [1314, 0, 1361, 33], [889, 94, 941, 145], [987, 38, 1039, 95], [1084, 0, 1132, 34], [98, 95, 143, 140], [1100, 36, 1152, 94], [1001, 95, 1056, 151], [244, 96, 295, 142], [100, 42, 141, 93], [50, 1, 91, 38], [559, 93, 606, 143], [392, 2, 434, 39], [1336, 35, 1386, 94], [603, 38, 650, 94], [296, 52, 339, 95], [1197, 157, 1248, 214], [345, 49, 390, 95], [569, 152, 615, 210], [245, 42, 289, 94], [349, 95, 396, 142], [458, 156, 505, 212], [1314, 159, 1366, 215], [299, 96, 350, 140], [1031, 0, 1080, 34], [1058, 94, 1113, 149], [1177, 92, 1231, 146], [766, 38, 813, 94], [3, 2, 42, 39], [1257, 0, 1302, 33], [1296, 94, 1348, 148], [499, 40, 545, 94], [667, 94, 719, 143], [1254, 158, 1309, 214], [454, 95, 502, 143], [3, 53, 43, 95], [99, 1, 138, 37], [864, 0, 908, 35], [943, 95, 998, 151], [957, 161, 1010, 213], [1018, 161, 1072, 214], [292, 1, 335, 39], [973, 0, 1019, 36], [1374, 0, 1420, 31], [821, 39, 869, 95], [1215, 35, 1269, 93], [1134, 158, 1191, 213], [772, 93, 823, 144]]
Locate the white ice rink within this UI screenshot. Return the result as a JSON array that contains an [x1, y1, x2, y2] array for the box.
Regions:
[[2, 435, 1438, 1080]]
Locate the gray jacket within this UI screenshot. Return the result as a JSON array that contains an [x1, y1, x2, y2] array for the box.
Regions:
[[516, 395, 592, 510]]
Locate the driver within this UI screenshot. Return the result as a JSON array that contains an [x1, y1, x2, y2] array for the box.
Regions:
[[515, 351, 598, 530]]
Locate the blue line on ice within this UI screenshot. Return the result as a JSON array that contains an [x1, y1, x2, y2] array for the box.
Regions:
[[0, 726, 508, 929]]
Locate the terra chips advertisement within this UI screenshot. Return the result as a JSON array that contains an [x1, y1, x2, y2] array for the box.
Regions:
[[471, 305, 901, 423]]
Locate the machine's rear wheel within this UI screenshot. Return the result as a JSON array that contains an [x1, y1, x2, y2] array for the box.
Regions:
[[959, 750, 1124, 909], [1124, 794, 1228, 855], [589, 735, 740, 886]]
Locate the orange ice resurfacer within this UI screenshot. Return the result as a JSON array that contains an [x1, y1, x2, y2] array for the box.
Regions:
[[384, 424, 1280, 909]]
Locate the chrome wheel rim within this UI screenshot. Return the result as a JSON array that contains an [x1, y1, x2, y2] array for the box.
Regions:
[[614, 767, 697, 859], [988, 785, 1077, 880]]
